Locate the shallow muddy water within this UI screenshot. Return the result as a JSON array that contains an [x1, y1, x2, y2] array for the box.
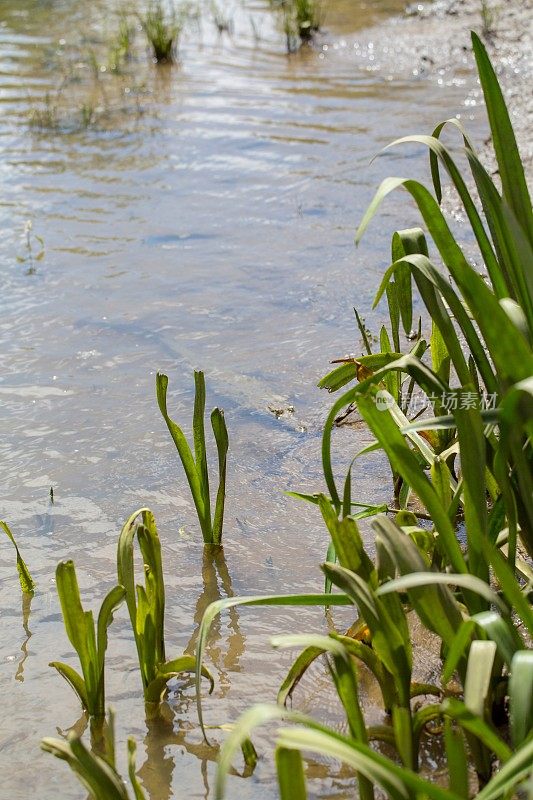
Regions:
[[1, 2, 482, 798]]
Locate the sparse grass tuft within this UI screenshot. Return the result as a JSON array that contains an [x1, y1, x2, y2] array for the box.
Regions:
[[108, 11, 136, 72], [28, 91, 61, 130], [16, 220, 45, 274], [480, 0, 497, 38]]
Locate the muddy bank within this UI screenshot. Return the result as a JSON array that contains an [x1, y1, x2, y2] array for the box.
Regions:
[[322, 0, 532, 179]]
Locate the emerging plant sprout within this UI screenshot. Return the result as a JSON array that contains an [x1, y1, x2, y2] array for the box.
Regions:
[[50, 560, 125, 718], [156, 371, 229, 545], [117, 508, 214, 704]]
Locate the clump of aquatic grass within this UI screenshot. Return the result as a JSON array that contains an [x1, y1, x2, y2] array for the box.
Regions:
[[42, 708, 146, 800], [196, 500, 533, 798], [156, 371, 229, 545], [293, 0, 323, 41], [320, 31, 533, 562], [50, 560, 125, 719], [194, 30, 533, 799], [117, 508, 213, 704], [271, 0, 324, 52], [0, 520, 35, 594], [141, 2, 183, 63]]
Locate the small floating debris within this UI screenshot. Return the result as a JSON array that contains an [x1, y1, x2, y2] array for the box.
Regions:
[[268, 404, 295, 419]]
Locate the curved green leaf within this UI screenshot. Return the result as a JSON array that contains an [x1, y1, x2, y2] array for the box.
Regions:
[[0, 520, 35, 594], [49, 661, 90, 712]]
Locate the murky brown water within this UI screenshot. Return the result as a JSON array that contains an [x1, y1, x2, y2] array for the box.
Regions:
[[1, 1, 481, 798]]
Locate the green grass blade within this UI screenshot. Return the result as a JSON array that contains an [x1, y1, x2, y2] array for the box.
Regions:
[[358, 178, 533, 387], [276, 726, 457, 800], [48, 662, 90, 711], [277, 646, 325, 706], [321, 356, 451, 512], [127, 738, 147, 800], [464, 640, 497, 718], [391, 228, 425, 335], [138, 516, 166, 665], [318, 495, 375, 584], [0, 520, 35, 594], [471, 610, 524, 668], [385, 134, 504, 297], [117, 508, 151, 684], [318, 352, 409, 394], [476, 737, 533, 800], [402, 409, 499, 432], [96, 586, 126, 674], [471, 32, 533, 248], [444, 719, 469, 798], [354, 307, 373, 355], [355, 388, 467, 574], [156, 373, 208, 538], [215, 704, 294, 800], [276, 747, 308, 800], [318, 361, 358, 392], [215, 703, 461, 800], [442, 698, 512, 762], [322, 563, 412, 703], [55, 560, 98, 707], [509, 651, 533, 747], [373, 254, 496, 394], [429, 116, 478, 203], [94, 585, 125, 716], [330, 659, 376, 797], [467, 153, 533, 328], [441, 620, 476, 685], [211, 407, 229, 545], [193, 370, 211, 534], [333, 633, 396, 710], [144, 656, 213, 704], [372, 516, 463, 647], [386, 280, 400, 353], [68, 733, 130, 799], [271, 633, 352, 657], [484, 542, 533, 636], [376, 572, 507, 614], [454, 399, 489, 586]]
